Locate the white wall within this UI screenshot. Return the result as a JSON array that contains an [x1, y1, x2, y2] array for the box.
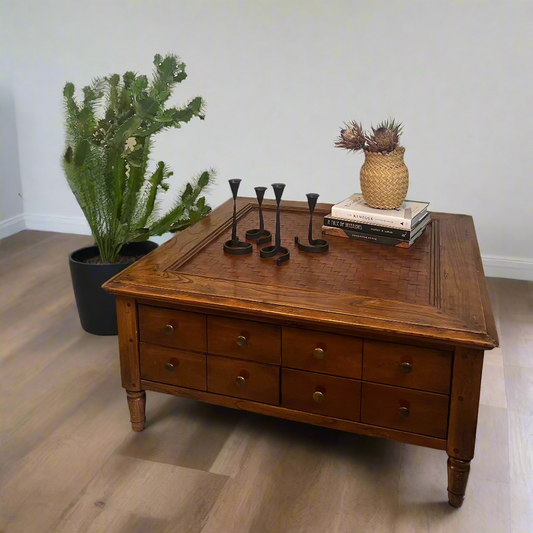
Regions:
[[1, 1, 532, 278], [0, 80, 25, 238]]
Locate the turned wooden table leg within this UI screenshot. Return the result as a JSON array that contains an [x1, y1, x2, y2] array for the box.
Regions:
[[447, 456, 471, 507], [126, 390, 146, 431], [446, 348, 484, 507]]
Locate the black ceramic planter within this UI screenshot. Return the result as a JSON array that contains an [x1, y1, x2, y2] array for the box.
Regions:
[[69, 241, 158, 336]]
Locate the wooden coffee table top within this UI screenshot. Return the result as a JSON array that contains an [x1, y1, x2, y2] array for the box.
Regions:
[[104, 198, 498, 349]]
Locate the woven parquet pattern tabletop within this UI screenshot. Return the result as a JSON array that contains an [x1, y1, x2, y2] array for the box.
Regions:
[[176, 207, 432, 305]]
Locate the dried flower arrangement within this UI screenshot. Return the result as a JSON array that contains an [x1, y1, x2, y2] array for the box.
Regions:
[[335, 119, 403, 155], [334, 118, 409, 209]]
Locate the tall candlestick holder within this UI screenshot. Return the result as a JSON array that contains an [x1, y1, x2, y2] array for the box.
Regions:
[[295, 193, 329, 253], [260, 183, 290, 266], [223, 179, 253, 256], [245, 186, 272, 245]]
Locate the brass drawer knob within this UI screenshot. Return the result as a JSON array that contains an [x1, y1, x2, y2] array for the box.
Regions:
[[400, 362, 413, 374], [398, 406, 410, 418], [165, 363, 175, 373], [164, 324, 174, 335], [313, 347, 325, 360], [313, 391, 324, 403], [236, 375, 246, 387], [237, 335, 248, 347]]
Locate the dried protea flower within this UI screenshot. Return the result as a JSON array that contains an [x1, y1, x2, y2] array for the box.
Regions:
[[373, 127, 396, 152], [335, 118, 403, 154], [335, 121, 365, 152], [366, 119, 403, 154]]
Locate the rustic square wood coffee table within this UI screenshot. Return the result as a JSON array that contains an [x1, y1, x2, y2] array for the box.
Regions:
[[104, 197, 498, 507]]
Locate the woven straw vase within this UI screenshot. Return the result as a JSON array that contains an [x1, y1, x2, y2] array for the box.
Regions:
[[360, 147, 409, 209]]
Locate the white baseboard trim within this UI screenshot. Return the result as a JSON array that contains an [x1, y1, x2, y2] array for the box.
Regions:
[[0, 213, 26, 240], [24, 214, 91, 235], [5, 213, 533, 281], [482, 255, 533, 282]]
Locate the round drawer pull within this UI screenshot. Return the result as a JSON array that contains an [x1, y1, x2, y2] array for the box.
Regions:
[[398, 406, 410, 418], [165, 363, 175, 373], [313, 391, 324, 403], [237, 335, 248, 347], [313, 347, 325, 360], [164, 324, 174, 335], [236, 375, 246, 387], [400, 362, 412, 374]]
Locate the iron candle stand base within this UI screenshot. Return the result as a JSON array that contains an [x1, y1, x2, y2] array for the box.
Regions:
[[224, 240, 253, 255], [246, 229, 272, 246], [260, 183, 290, 266], [294, 236, 329, 253], [245, 186, 272, 245], [260, 244, 291, 266], [295, 193, 329, 254], [223, 178, 253, 256]]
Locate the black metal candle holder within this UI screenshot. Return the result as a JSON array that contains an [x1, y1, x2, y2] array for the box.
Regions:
[[295, 193, 329, 253], [260, 183, 290, 266], [223, 179, 253, 256], [245, 186, 272, 245]]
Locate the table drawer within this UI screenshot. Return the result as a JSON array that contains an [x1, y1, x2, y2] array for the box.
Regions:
[[283, 327, 362, 379], [362, 340, 453, 394], [140, 343, 206, 390], [139, 305, 207, 352], [281, 368, 361, 421], [207, 316, 281, 364], [361, 382, 449, 438], [207, 355, 280, 405]]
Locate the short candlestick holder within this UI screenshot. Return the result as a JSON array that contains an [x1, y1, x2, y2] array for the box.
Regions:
[[245, 186, 272, 245], [223, 179, 253, 256], [260, 183, 290, 266], [295, 193, 329, 253]]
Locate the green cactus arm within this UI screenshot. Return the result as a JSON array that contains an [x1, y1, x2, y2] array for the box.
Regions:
[[147, 169, 215, 237]]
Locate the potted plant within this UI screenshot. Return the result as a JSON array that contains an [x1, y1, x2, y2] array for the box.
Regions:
[[63, 53, 215, 335], [335, 119, 408, 209]]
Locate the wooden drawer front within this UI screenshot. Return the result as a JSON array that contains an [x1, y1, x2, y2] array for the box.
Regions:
[[207, 356, 280, 405], [207, 316, 281, 364], [281, 368, 361, 421], [139, 305, 206, 352], [361, 383, 449, 438], [140, 343, 206, 390], [283, 327, 362, 379], [363, 340, 452, 394]]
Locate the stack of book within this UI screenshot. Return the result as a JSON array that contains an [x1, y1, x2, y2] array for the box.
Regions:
[[322, 193, 430, 248]]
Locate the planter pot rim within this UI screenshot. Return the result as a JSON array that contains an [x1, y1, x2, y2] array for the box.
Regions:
[[69, 245, 135, 267], [69, 241, 158, 266]]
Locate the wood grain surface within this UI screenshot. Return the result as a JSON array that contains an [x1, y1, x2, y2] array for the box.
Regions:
[[282, 326, 363, 379], [207, 315, 281, 364], [179, 206, 433, 305], [447, 347, 485, 460], [116, 295, 142, 390], [103, 198, 499, 349], [362, 339, 453, 394], [281, 368, 362, 421], [138, 304, 207, 353], [207, 355, 280, 405], [361, 382, 450, 439], [140, 343, 207, 391]]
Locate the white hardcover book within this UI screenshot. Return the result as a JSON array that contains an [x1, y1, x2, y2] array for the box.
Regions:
[[331, 193, 429, 230]]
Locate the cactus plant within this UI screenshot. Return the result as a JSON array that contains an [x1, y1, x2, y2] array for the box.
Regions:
[[62, 53, 215, 263]]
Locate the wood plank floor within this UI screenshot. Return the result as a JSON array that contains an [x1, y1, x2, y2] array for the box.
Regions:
[[1, 230, 531, 533]]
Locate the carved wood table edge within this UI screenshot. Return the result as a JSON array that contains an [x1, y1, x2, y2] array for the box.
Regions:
[[104, 197, 499, 508]]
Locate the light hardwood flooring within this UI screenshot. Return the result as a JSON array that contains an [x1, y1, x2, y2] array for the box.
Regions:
[[1, 230, 532, 533]]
